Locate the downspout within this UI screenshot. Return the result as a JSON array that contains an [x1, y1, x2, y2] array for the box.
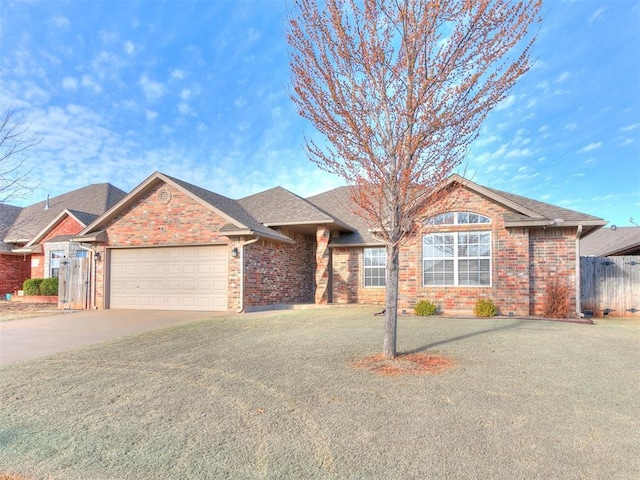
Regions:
[[238, 237, 259, 313], [575, 225, 583, 318], [76, 243, 97, 310]]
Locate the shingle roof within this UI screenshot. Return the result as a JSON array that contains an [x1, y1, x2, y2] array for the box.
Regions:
[[306, 186, 383, 246], [0, 204, 23, 252], [483, 185, 606, 225], [239, 186, 352, 231], [162, 174, 293, 243], [2, 184, 126, 244], [580, 226, 640, 256], [307, 176, 608, 246]]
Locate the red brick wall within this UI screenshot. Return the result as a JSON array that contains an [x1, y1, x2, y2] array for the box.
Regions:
[[42, 215, 84, 241], [105, 183, 232, 247], [243, 228, 315, 307], [0, 255, 31, 295], [94, 182, 237, 309], [31, 253, 44, 278], [529, 227, 577, 315], [332, 186, 578, 317], [331, 247, 386, 305]]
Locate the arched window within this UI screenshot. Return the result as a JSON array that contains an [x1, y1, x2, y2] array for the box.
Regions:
[[426, 212, 491, 226], [422, 212, 492, 286]]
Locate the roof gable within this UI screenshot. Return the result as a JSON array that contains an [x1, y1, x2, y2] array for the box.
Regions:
[[307, 186, 383, 246], [239, 186, 352, 232], [79, 172, 293, 244], [2, 183, 126, 244], [444, 175, 606, 231], [25, 209, 89, 247]]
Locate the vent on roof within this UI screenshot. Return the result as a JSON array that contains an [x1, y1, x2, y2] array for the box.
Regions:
[[44, 195, 50, 210]]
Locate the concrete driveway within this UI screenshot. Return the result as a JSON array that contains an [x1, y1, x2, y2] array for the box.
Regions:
[[0, 309, 225, 366]]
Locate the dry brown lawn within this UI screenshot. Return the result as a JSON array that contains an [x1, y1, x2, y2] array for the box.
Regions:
[[0, 301, 61, 322]]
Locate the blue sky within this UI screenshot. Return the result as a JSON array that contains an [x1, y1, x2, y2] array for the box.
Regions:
[[1, 0, 639, 227]]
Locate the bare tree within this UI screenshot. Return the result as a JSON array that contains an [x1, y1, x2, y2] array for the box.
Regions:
[[287, 0, 542, 358], [0, 104, 40, 205]]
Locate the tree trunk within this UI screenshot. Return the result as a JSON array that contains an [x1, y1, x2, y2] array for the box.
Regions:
[[383, 244, 400, 359]]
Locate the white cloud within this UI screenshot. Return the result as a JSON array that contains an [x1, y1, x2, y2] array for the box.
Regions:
[[50, 15, 69, 28], [589, 7, 606, 24], [234, 96, 248, 108], [504, 148, 532, 159], [180, 88, 192, 100], [564, 122, 577, 131], [178, 102, 193, 115], [496, 94, 516, 111], [81, 75, 102, 93], [171, 69, 185, 80], [621, 123, 639, 132], [577, 142, 603, 153], [124, 41, 135, 55], [474, 135, 500, 147], [145, 110, 159, 122], [91, 51, 126, 80], [620, 138, 635, 146], [62, 77, 78, 90], [247, 28, 261, 44], [556, 71, 570, 83], [139, 75, 166, 101]]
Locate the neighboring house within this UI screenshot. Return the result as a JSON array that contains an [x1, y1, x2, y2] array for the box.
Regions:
[[0, 184, 127, 296], [70, 171, 606, 317], [580, 226, 640, 256]]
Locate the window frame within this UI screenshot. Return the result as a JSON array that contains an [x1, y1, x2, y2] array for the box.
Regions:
[[363, 247, 386, 288], [49, 250, 65, 278], [422, 231, 492, 287], [426, 212, 491, 226]]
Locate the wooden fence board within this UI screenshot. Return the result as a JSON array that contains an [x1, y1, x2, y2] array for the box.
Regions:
[[581, 256, 640, 317], [58, 257, 90, 310]]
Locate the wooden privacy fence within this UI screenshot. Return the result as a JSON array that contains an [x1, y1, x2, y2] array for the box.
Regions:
[[581, 256, 640, 318], [58, 257, 90, 310]]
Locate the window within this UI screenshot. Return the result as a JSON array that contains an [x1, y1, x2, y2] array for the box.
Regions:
[[364, 247, 386, 287], [75, 250, 88, 258], [426, 212, 491, 226], [50, 250, 65, 278], [423, 232, 491, 286]]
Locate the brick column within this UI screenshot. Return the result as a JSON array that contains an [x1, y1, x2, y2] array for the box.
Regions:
[[315, 226, 330, 304]]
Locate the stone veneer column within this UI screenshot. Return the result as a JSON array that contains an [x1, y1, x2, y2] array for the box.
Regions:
[[315, 226, 330, 304]]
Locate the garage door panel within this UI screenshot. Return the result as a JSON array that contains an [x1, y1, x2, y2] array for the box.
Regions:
[[110, 246, 228, 311]]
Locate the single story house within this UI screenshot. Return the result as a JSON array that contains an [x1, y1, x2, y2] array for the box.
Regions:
[[0, 184, 127, 296], [60, 171, 606, 317]]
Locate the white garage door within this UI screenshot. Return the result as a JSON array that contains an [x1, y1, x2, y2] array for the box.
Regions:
[[109, 246, 227, 311]]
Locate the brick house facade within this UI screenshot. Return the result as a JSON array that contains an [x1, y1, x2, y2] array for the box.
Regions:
[[6, 171, 604, 316], [0, 185, 126, 296]]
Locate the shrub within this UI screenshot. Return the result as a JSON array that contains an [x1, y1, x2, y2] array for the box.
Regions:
[[474, 297, 497, 318], [414, 299, 438, 316], [40, 277, 59, 296], [23, 278, 44, 296], [544, 277, 569, 318]]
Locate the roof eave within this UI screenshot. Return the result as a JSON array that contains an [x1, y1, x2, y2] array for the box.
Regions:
[[328, 241, 385, 249], [263, 219, 355, 232], [11, 245, 43, 254], [504, 219, 607, 228], [222, 229, 296, 245], [71, 230, 108, 243]]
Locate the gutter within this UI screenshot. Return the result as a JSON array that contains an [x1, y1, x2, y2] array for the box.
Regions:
[[575, 225, 584, 318]]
